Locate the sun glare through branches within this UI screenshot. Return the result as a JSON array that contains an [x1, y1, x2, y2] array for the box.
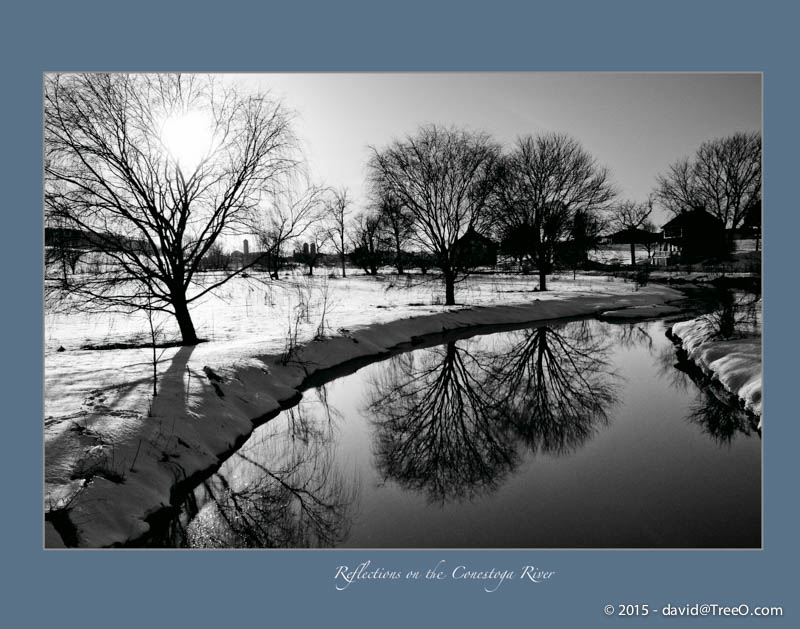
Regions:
[[160, 110, 215, 172]]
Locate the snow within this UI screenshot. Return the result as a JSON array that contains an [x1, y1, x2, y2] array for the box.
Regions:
[[44, 271, 685, 547], [598, 304, 683, 320], [670, 315, 762, 421]]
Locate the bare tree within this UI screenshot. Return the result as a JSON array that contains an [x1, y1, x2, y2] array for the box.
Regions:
[[640, 220, 659, 258], [45, 73, 298, 345], [375, 191, 414, 274], [368, 125, 500, 305], [325, 187, 351, 277], [350, 210, 383, 275], [655, 131, 761, 230], [492, 133, 616, 291], [653, 157, 704, 217], [610, 198, 654, 265], [257, 185, 327, 279]]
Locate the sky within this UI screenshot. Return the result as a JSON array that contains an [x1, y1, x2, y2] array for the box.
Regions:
[[234, 72, 761, 230]]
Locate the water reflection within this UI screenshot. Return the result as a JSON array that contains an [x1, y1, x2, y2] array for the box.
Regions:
[[489, 323, 617, 455], [176, 400, 355, 548], [659, 344, 761, 446], [660, 288, 762, 445], [698, 289, 761, 341], [687, 388, 761, 445], [367, 342, 518, 503], [157, 301, 760, 548], [367, 321, 618, 502], [613, 323, 656, 354]]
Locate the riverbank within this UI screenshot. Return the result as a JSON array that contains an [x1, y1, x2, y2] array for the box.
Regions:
[[45, 274, 684, 548], [669, 313, 762, 424]]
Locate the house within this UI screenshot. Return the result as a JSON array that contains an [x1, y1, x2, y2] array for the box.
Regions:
[[652, 209, 726, 266], [607, 227, 662, 247], [452, 227, 498, 268]]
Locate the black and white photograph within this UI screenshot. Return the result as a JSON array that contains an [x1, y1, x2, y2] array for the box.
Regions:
[[43, 72, 762, 550]]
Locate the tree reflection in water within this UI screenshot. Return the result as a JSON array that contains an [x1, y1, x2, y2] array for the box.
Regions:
[[161, 310, 761, 547], [657, 340, 761, 446], [657, 289, 762, 445], [367, 342, 518, 503], [367, 320, 618, 502], [697, 289, 761, 341], [181, 395, 355, 548], [687, 387, 761, 445], [613, 322, 655, 354], [491, 322, 617, 455]]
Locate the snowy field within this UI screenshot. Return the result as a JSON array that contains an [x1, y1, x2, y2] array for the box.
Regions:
[[45, 270, 685, 547]]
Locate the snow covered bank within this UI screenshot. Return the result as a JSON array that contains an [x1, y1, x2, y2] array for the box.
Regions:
[[670, 315, 762, 422], [598, 303, 684, 320], [44, 274, 684, 548]]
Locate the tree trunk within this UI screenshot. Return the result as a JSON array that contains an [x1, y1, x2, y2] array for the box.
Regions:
[[340, 234, 347, 277], [395, 241, 404, 274], [538, 267, 547, 292], [630, 242, 636, 266], [172, 294, 199, 345], [444, 271, 456, 305]]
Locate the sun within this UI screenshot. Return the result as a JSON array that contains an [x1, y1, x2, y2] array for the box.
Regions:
[[160, 110, 214, 172]]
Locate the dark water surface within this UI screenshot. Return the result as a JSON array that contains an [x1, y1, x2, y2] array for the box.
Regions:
[[168, 315, 761, 549]]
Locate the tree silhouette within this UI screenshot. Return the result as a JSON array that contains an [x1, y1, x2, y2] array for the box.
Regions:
[[325, 187, 352, 277], [375, 192, 414, 274], [45, 73, 298, 345], [491, 133, 616, 290], [257, 186, 327, 279], [655, 132, 761, 231], [609, 198, 655, 265], [368, 125, 500, 304]]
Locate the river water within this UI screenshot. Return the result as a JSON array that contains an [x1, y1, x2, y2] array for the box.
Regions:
[[163, 309, 761, 549]]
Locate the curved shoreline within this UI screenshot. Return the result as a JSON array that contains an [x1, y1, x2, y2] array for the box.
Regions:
[[668, 317, 762, 424], [46, 285, 685, 548]]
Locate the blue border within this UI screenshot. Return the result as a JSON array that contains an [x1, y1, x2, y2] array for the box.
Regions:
[[4, 1, 797, 626]]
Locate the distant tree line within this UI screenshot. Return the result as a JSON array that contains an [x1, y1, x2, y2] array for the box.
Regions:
[[44, 71, 761, 344], [367, 125, 619, 300]]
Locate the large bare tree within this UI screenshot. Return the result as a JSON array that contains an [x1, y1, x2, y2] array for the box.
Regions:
[[492, 133, 616, 291], [368, 125, 500, 305], [655, 131, 761, 230], [45, 73, 298, 345]]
